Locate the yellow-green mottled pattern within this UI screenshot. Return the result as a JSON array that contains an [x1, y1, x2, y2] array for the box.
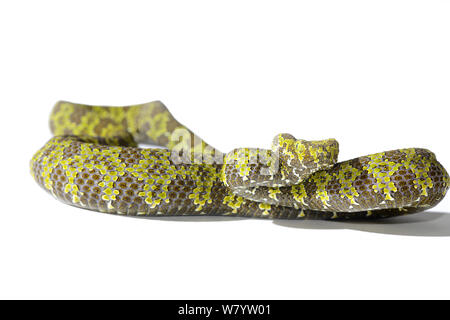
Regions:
[[30, 101, 450, 219]]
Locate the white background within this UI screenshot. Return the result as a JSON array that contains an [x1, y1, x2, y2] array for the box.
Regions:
[[1, 0, 450, 299]]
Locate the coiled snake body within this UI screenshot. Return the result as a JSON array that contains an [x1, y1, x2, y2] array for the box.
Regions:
[[30, 101, 449, 219]]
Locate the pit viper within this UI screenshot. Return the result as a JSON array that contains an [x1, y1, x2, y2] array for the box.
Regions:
[[30, 100, 450, 219]]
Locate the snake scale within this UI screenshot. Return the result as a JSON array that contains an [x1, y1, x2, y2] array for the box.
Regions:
[[30, 100, 449, 219]]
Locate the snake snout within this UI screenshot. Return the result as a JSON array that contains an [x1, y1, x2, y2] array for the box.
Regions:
[[296, 138, 339, 170], [272, 134, 340, 183]]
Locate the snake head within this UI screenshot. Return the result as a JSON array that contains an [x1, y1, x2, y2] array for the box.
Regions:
[[273, 133, 339, 183]]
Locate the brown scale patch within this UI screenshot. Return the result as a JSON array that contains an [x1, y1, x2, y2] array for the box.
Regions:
[[398, 180, 407, 187], [89, 193, 101, 201], [400, 185, 409, 193], [130, 183, 139, 190], [360, 190, 372, 198], [186, 180, 194, 187], [93, 118, 117, 136], [118, 182, 127, 189], [69, 107, 89, 124], [165, 115, 181, 133], [168, 191, 177, 198], [64, 150, 74, 157], [156, 135, 169, 146], [59, 118, 68, 128]]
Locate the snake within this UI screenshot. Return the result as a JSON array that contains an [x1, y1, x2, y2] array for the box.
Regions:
[[30, 100, 450, 220]]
